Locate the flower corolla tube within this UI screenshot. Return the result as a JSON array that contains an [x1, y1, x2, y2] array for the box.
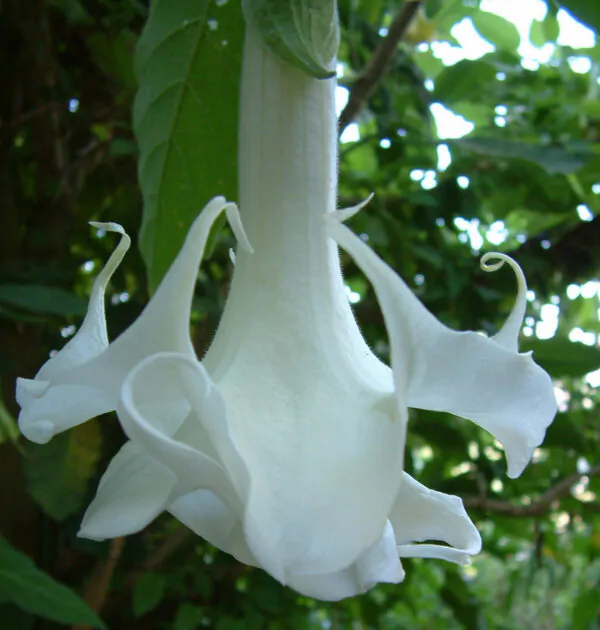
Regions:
[[16, 29, 557, 600]]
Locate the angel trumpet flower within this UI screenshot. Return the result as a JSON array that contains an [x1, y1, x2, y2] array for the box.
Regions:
[[16, 28, 556, 600]]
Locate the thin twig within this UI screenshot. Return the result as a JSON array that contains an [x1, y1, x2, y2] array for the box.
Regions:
[[73, 537, 125, 630], [338, 0, 422, 132], [462, 464, 600, 517]]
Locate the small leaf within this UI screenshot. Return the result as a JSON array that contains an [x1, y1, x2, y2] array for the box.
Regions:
[[522, 338, 600, 378], [434, 59, 497, 104], [0, 384, 19, 445], [243, 0, 339, 78], [132, 572, 166, 618], [24, 420, 102, 521], [174, 603, 204, 630], [0, 284, 87, 317], [454, 137, 591, 175], [472, 11, 520, 51], [0, 537, 105, 628], [530, 15, 560, 46]]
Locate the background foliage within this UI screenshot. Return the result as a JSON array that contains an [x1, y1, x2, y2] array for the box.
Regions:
[[1, 0, 600, 628]]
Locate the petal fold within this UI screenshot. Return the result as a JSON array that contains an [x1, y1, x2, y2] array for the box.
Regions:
[[118, 353, 245, 510], [390, 473, 481, 564], [169, 490, 257, 566], [328, 219, 557, 478], [79, 441, 175, 540], [287, 521, 404, 601]]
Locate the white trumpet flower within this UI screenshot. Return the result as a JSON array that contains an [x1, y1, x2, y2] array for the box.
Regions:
[[16, 28, 556, 601]]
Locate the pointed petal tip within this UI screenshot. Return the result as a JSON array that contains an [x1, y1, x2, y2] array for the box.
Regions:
[[76, 524, 106, 542], [225, 202, 254, 254], [331, 192, 375, 223]]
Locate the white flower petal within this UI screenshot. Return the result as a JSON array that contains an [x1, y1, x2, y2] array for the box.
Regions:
[[17, 223, 129, 443], [229, 381, 404, 580], [17, 197, 245, 443], [79, 441, 175, 540], [169, 490, 257, 566], [390, 473, 481, 564], [287, 521, 404, 601], [328, 220, 557, 478]]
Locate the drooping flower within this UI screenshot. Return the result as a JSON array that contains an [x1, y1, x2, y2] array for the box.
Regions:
[[16, 27, 557, 600]]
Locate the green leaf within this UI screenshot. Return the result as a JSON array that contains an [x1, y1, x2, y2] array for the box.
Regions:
[[132, 572, 166, 618], [434, 59, 497, 104], [0, 537, 105, 628], [530, 15, 560, 46], [522, 338, 600, 378], [572, 587, 600, 630], [454, 137, 591, 175], [23, 420, 102, 521], [0, 284, 87, 317], [243, 0, 339, 78], [559, 1, 600, 33], [544, 415, 587, 452], [135, 0, 244, 292], [471, 11, 521, 51], [174, 603, 204, 630]]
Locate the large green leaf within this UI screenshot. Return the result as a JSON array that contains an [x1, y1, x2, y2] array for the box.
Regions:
[[522, 338, 600, 378], [0, 537, 105, 628], [0, 284, 87, 317], [135, 0, 244, 292], [559, 1, 600, 33], [23, 420, 102, 521], [454, 137, 591, 175]]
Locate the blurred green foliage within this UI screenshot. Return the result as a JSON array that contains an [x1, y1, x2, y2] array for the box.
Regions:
[[1, 0, 599, 628]]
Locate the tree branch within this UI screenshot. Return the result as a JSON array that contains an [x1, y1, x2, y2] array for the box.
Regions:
[[338, 0, 422, 133], [462, 465, 600, 517]]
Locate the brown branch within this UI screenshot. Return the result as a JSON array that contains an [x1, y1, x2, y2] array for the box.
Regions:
[[462, 464, 600, 517], [338, 0, 422, 132], [143, 526, 194, 571], [73, 537, 125, 630]]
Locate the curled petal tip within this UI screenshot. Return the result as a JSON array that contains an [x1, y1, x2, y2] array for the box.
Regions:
[[16, 377, 49, 400], [225, 203, 254, 254], [331, 192, 375, 223], [481, 252, 528, 352], [89, 221, 127, 236]]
